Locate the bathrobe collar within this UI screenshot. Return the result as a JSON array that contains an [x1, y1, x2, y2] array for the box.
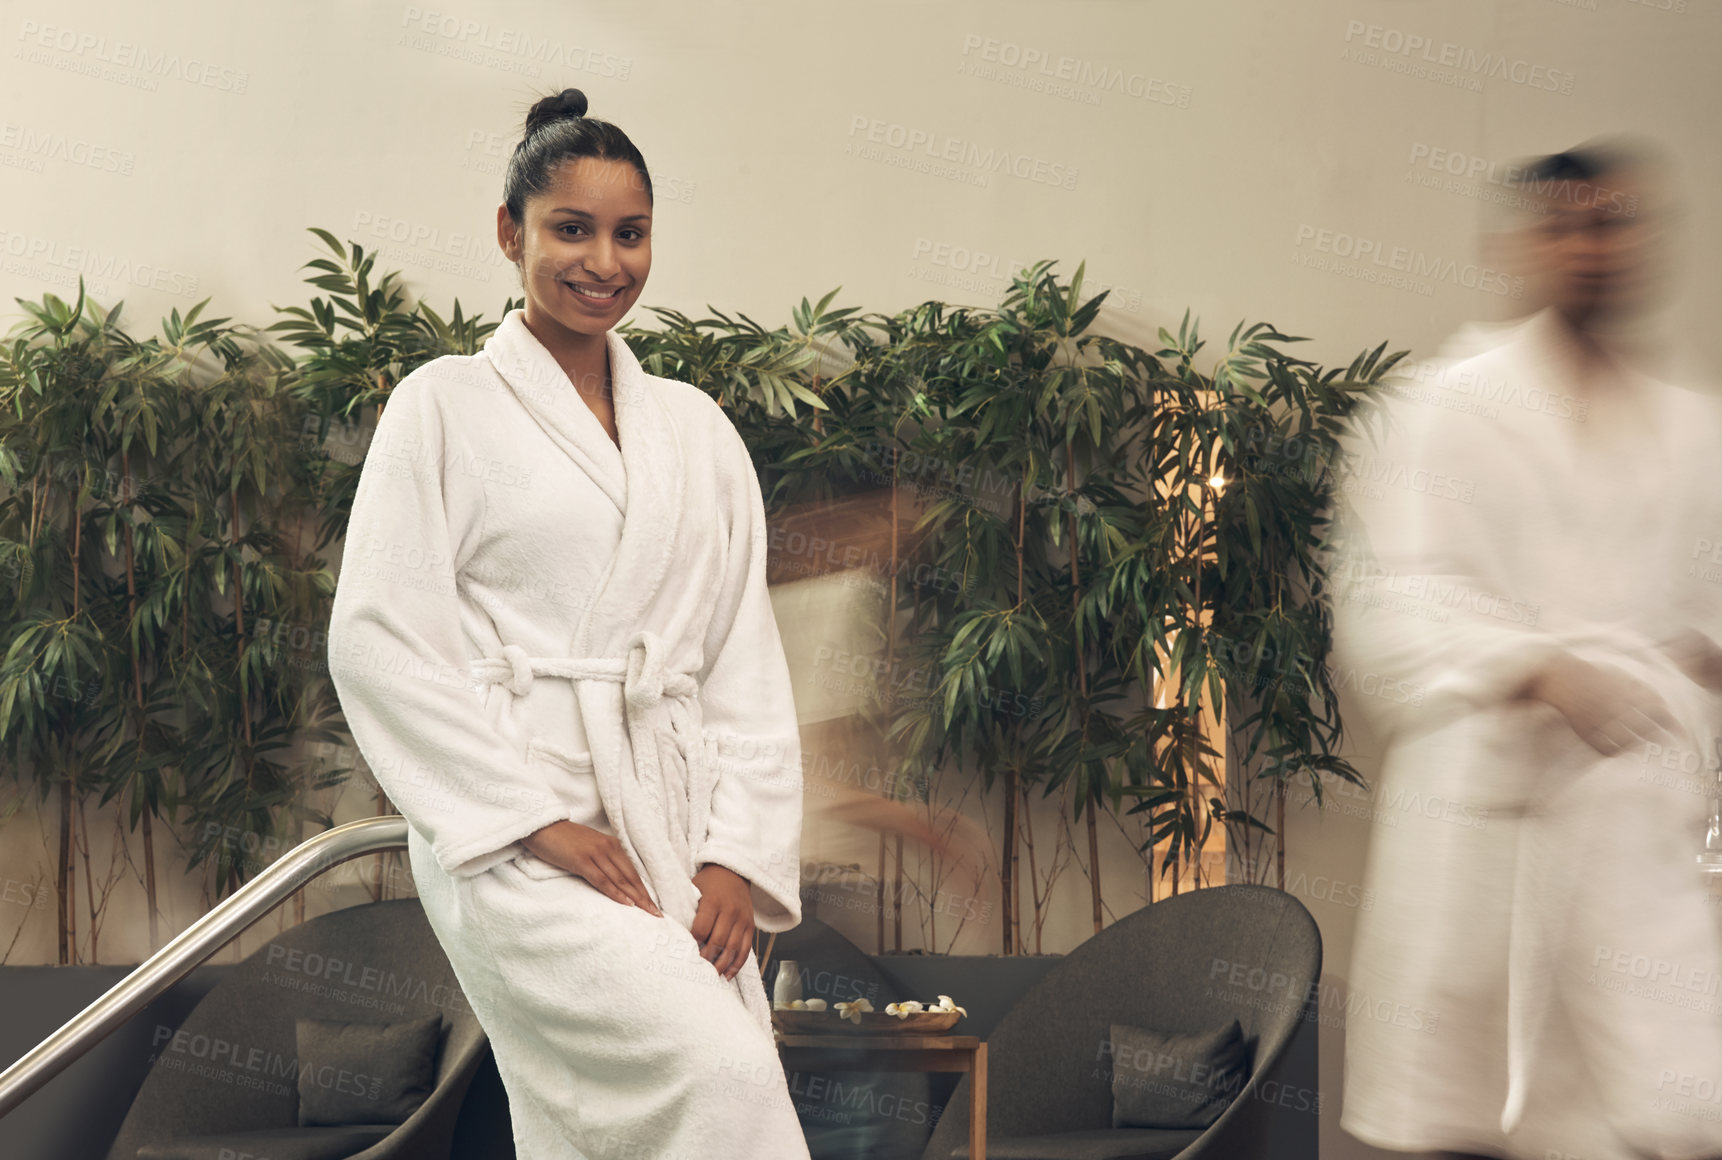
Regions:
[[482, 308, 687, 658]]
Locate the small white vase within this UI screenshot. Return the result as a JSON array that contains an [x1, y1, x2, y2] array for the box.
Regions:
[[772, 959, 803, 1008]]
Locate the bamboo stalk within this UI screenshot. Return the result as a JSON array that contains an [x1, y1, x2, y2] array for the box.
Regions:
[[1002, 767, 1017, 956], [60, 479, 81, 963], [1021, 777, 1038, 951], [231, 489, 251, 748], [180, 498, 191, 659], [1275, 778, 1286, 890], [886, 437, 901, 951], [78, 794, 98, 962], [875, 831, 886, 954], [892, 831, 903, 952], [121, 450, 161, 951], [1004, 461, 1029, 954], [1065, 439, 1103, 933], [57, 778, 72, 965]]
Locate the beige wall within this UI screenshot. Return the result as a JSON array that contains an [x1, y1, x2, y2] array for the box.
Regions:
[[5, 1, 1718, 1154]]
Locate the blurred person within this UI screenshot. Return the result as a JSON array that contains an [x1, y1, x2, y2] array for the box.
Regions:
[[1332, 139, 1722, 1159]]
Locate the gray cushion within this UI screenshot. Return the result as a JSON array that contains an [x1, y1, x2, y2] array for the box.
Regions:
[[137, 1124, 393, 1160], [1107, 1019, 1249, 1129], [294, 1014, 441, 1126], [951, 1127, 1202, 1160]]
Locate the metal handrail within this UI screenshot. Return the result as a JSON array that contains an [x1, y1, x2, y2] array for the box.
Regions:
[[0, 815, 410, 1118]]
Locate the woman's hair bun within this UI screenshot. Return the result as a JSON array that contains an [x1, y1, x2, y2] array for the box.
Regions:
[[524, 87, 589, 137]]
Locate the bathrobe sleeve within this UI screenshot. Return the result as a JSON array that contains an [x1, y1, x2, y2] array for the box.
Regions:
[[693, 418, 804, 933], [1330, 387, 1562, 744], [326, 371, 572, 878]]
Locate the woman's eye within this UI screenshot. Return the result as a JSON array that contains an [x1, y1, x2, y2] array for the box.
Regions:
[[560, 224, 585, 238]]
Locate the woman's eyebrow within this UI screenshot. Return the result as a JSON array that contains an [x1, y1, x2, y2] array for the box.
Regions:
[[546, 207, 651, 223]]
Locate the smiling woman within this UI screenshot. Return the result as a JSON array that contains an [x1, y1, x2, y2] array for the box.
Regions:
[[326, 86, 812, 1160]]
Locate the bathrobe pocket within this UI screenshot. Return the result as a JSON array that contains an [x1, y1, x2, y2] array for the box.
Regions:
[[503, 739, 616, 882], [523, 737, 613, 836]]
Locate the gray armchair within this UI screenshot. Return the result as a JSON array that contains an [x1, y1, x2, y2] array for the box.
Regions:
[[920, 884, 1321, 1160], [105, 898, 488, 1160]]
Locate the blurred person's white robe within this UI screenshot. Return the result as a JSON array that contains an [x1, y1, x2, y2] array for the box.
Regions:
[[326, 309, 811, 1160], [1332, 306, 1722, 1159]]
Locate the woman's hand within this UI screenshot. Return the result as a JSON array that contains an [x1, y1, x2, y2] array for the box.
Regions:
[[690, 863, 754, 981], [521, 820, 662, 917]]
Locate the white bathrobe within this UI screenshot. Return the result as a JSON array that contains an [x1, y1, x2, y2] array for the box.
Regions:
[[325, 308, 811, 1160], [1332, 307, 1722, 1159]]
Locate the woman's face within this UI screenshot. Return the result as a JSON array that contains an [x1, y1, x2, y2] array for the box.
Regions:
[[498, 156, 652, 341]]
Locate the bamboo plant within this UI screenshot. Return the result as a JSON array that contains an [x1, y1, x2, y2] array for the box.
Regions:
[[0, 279, 348, 961], [0, 239, 1402, 963]]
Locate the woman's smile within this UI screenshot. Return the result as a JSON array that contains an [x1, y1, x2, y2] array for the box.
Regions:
[[563, 279, 624, 302]]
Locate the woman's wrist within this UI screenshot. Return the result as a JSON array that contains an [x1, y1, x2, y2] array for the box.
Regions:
[[523, 819, 578, 857], [696, 861, 749, 884]]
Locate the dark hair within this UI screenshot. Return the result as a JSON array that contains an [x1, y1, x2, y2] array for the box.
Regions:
[[1509, 133, 1667, 191], [1520, 144, 1625, 186], [502, 87, 652, 223]]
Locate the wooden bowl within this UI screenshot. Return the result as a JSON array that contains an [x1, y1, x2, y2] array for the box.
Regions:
[[772, 1008, 962, 1034]]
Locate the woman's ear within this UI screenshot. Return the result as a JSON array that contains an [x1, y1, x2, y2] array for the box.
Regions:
[[496, 203, 522, 264]]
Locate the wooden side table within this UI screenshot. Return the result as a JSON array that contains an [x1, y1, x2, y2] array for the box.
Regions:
[[774, 1031, 987, 1159]]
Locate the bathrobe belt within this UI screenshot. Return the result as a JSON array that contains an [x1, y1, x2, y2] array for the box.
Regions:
[[466, 630, 714, 937]]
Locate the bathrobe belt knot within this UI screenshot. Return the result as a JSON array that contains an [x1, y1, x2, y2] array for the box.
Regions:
[[477, 632, 695, 706]]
